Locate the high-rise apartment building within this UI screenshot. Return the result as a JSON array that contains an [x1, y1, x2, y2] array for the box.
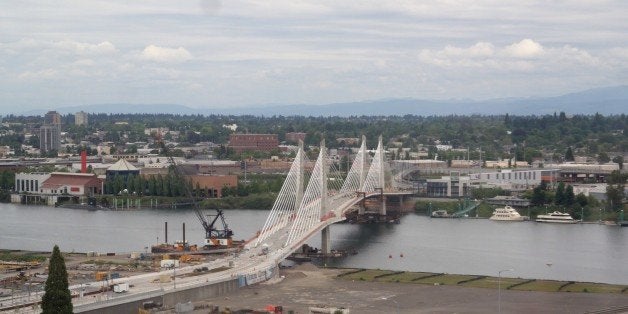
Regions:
[[40, 110, 61, 154], [75, 111, 88, 126], [44, 110, 61, 125], [40, 125, 61, 153]]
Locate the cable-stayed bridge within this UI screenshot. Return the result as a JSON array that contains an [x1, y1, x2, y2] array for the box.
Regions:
[[1, 135, 417, 313], [250, 135, 414, 262]]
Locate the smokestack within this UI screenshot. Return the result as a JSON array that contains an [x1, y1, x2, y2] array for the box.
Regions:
[[81, 150, 87, 173], [165, 222, 168, 244], [182, 223, 186, 247]]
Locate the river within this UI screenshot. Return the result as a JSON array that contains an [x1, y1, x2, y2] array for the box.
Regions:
[[1, 204, 626, 285]]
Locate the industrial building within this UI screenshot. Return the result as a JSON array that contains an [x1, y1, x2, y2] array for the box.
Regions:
[[469, 169, 560, 190], [424, 169, 561, 198]]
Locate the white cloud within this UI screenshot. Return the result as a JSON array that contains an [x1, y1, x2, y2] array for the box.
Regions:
[[18, 68, 57, 80], [504, 39, 544, 58], [52, 40, 117, 55], [140, 45, 192, 63], [1, 1, 627, 109], [416, 39, 600, 72]]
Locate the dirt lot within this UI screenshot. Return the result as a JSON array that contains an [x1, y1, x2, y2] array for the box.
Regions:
[[198, 263, 628, 314]]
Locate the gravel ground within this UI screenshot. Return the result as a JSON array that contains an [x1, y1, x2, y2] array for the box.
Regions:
[[197, 263, 628, 314]]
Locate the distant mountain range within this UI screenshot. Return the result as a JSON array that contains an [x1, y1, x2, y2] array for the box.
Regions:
[[14, 85, 628, 117]]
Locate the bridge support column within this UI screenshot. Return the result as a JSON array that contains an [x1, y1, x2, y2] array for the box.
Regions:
[[321, 226, 331, 255], [379, 196, 387, 216]]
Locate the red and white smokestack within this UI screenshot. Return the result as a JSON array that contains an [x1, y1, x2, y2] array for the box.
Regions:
[[81, 150, 87, 173]]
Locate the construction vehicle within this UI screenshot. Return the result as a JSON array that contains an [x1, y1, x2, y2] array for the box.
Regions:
[[154, 137, 237, 251]]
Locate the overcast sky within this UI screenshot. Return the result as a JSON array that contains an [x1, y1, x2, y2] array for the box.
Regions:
[[1, 1, 627, 111]]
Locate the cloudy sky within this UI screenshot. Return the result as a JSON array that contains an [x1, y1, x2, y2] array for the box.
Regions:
[[1, 1, 627, 111]]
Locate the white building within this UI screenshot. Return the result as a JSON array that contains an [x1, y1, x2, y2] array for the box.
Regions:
[[15, 173, 51, 194], [469, 169, 559, 190]]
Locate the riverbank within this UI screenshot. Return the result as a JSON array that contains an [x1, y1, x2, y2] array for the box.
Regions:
[[414, 199, 627, 223], [195, 263, 628, 314], [39, 193, 278, 210]]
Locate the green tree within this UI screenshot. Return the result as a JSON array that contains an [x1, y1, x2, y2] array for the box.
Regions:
[[606, 170, 626, 211], [564, 185, 575, 207], [597, 152, 611, 164], [555, 182, 565, 206], [530, 186, 546, 206], [565, 147, 574, 161], [575, 193, 588, 208], [148, 176, 156, 196], [42, 245, 72, 314], [612, 155, 624, 170]]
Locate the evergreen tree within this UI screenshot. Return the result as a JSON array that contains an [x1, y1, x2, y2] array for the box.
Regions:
[[530, 186, 546, 206], [575, 193, 588, 208], [565, 147, 574, 161], [555, 182, 565, 206], [597, 152, 611, 164], [612, 155, 623, 169], [148, 176, 156, 196], [564, 185, 575, 207], [42, 245, 73, 314]]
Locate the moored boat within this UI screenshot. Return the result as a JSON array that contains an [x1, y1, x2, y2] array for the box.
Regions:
[[489, 205, 528, 221], [536, 211, 577, 224]]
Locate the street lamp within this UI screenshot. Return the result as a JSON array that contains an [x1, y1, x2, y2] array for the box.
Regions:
[[173, 265, 176, 290], [498, 269, 514, 314], [380, 296, 399, 314]]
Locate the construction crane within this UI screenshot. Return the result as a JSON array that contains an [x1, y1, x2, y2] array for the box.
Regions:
[[158, 138, 235, 249]]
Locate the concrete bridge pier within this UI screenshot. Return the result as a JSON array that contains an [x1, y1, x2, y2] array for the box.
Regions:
[[358, 192, 366, 215], [379, 195, 387, 216], [321, 226, 331, 254]]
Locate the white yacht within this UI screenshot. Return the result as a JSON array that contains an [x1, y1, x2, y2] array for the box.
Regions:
[[536, 211, 577, 224], [489, 206, 527, 221]]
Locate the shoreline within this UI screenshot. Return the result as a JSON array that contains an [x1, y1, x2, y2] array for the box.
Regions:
[[2, 249, 627, 290]]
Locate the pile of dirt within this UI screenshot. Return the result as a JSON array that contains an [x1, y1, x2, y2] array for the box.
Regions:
[[284, 271, 307, 279], [291, 262, 319, 272]]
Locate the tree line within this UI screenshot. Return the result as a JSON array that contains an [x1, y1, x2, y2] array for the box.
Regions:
[[3, 113, 626, 162]]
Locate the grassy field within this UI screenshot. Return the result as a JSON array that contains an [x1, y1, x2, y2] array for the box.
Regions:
[[0, 250, 47, 263], [510, 280, 570, 292], [412, 274, 478, 285], [375, 272, 435, 283], [337, 269, 628, 294], [460, 276, 526, 289]]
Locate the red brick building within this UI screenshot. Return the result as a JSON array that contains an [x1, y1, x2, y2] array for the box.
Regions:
[[285, 132, 306, 144], [229, 134, 278, 153], [188, 175, 237, 198]]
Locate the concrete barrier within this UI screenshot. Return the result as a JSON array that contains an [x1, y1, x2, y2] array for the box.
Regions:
[[75, 279, 238, 314]]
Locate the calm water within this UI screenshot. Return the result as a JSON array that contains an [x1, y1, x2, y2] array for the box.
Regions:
[[1, 204, 626, 284]]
